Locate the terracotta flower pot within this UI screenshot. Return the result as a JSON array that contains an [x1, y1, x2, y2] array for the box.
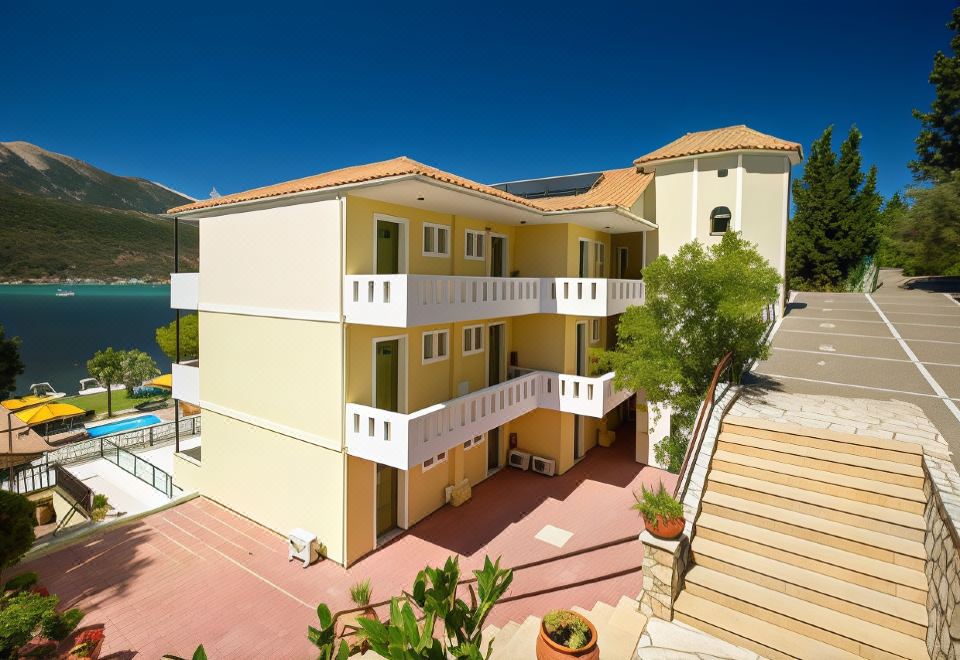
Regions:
[[643, 514, 684, 540], [536, 611, 600, 660], [35, 500, 55, 526]]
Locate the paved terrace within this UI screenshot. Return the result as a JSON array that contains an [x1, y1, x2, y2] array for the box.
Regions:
[[17, 429, 672, 659], [750, 269, 960, 467]]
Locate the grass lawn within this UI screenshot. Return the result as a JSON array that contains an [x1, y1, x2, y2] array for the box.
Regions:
[[60, 390, 169, 416]]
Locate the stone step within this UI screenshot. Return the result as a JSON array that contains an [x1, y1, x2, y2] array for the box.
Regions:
[[480, 624, 500, 657], [692, 537, 927, 638], [701, 490, 926, 568], [712, 448, 925, 513], [707, 469, 925, 541], [723, 415, 924, 465], [719, 432, 924, 486], [589, 600, 615, 627], [694, 515, 927, 601], [487, 619, 520, 657], [684, 565, 929, 659], [674, 592, 863, 660], [608, 595, 646, 636], [494, 615, 539, 659]]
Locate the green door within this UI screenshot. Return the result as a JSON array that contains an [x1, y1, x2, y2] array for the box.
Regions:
[[376, 220, 401, 274], [488, 325, 503, 386], [376, 463, 398, 537], [375, 340, 399, 412]]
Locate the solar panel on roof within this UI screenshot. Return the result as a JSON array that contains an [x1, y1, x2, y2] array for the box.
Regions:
[[490, 172, 602, 199]]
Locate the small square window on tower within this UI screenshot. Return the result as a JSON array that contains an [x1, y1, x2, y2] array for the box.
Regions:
[[710, 206, 732, 235]]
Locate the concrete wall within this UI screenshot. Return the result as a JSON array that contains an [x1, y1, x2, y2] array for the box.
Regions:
[[198, 198, 342, 320], [198, 410, 346, 564]]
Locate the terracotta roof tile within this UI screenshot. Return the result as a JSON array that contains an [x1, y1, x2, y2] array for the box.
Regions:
[[168, 157, 652, 216], [634, 125, 802, 166]]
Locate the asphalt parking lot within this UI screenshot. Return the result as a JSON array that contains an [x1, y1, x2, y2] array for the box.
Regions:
[[750, 269, 960, 467]]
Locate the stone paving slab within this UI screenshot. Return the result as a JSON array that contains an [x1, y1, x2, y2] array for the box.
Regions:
[[636, 617, 759, 659]]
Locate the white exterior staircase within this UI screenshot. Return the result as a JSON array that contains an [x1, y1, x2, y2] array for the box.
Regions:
[[675, 415, 930, 660]]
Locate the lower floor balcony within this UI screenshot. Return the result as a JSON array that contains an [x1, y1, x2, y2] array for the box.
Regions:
[[345, 369, 631, 470]]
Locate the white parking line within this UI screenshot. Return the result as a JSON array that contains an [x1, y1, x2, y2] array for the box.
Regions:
[[779, 328, 960, 345], [772, 346, 960, 368], [753, 372, 941, 398], [945, 293, 960, 308], [867, 294, 960, 426]]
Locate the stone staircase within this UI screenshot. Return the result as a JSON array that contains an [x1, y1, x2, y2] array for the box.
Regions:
[[483, 595, 647, 659], [674, 415, 930, 660]]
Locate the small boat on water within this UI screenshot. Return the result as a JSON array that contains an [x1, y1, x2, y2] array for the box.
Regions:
[[28, 382, 66, 399], [77, 378, 126, 396], [55, 289, 75, 297]]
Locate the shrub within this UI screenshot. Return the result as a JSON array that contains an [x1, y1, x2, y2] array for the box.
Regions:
[[632, 483, 684, 522], [91, 495, 109, 523], [542, 610, 591, 650], [0, 592, 83, 657], [69, 629, 104, 657], [3, 573, 38, 594], [0, 491, 35, 586], [349, 579, 371, 608]]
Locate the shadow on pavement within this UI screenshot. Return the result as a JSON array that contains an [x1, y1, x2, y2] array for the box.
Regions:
[[901, 276, 960, 294]]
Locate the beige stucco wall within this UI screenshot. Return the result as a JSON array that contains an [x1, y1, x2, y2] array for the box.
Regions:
[[172, 452, 202, 493], [695, 155, 738, 246], [740, 155, 790, 280], [200, 312, 343, 449], [346, 455, 375, 565], [198, 198, 342, 319], [199, 410, 346, 564]]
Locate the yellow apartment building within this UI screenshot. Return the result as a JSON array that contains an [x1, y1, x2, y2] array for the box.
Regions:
[[167, 125, 802, 565]]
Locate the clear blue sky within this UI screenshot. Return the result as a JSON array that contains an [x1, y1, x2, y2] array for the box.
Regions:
[[1, 1, 950, 202]]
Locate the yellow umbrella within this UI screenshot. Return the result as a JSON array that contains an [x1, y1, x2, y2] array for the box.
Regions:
[[14, 402, 86, 426], [1, 395, 54, 411], [147, 373, 172, 389]]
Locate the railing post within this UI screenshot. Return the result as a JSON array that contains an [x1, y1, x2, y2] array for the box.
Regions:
[[149, 426, 154, 446]]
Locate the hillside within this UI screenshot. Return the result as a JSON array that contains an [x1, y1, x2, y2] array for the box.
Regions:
[[0, 141, 192, 213], [0, 141, 199, 282], [0, 183, 198, 282]]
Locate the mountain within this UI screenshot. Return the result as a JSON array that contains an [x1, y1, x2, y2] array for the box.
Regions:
[[0, 142, 199, 282], [0, 141, 193, 213]]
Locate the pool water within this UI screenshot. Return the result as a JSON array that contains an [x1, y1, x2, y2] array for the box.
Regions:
[[86, 414, 163, 438]]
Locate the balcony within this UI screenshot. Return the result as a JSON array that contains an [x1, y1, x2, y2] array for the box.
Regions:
[[345, 369, 630, 470], [170, 272, 199, 310], [172, 360, 200, 406], [344, 275, 644, 326]]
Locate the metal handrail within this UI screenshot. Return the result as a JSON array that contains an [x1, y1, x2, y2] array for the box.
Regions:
[[53, 464, 93, 514], [100, 439, 174, 498]]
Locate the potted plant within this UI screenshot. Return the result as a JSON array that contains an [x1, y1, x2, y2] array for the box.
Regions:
[[65, 628, 105, 659], [336, 579, 376, 653], [90, 495, 109, 523], [537, 609, 599, 659], [632, 482, 685, 540]]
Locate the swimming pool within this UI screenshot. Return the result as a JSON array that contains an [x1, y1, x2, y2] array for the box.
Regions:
[[86, 414, 162, 438]]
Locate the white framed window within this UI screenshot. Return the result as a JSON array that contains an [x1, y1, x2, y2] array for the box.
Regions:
[[422, 330, 449, 364], [591, 319, 601, 343], [422, 223, 450, 257], [465, 229, 485, 260], [462, 325, 484, 356], [463, 434, 484, 450], [423, 450, 448, 471]]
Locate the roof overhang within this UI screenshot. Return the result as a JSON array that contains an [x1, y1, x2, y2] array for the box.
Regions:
[[636, 148, 802, 172], [175, 174, 657, 233]]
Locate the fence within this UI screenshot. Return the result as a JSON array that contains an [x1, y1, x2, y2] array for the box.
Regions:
[[38, 415, 200, 467], [100, 439, 175, 498], [1, 462, 93, 515]]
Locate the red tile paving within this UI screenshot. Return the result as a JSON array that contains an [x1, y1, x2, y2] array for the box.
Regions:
[[17, 429, 675, 659]]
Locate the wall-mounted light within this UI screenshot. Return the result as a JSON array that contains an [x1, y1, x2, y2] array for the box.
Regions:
[[417, 196, 425, 201]]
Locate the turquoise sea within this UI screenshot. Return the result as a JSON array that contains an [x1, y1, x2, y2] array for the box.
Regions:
[[0, 284, 174, 396]]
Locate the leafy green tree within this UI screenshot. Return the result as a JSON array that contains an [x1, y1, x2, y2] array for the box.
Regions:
[[605, 232, 780, 471], [120, 350, 159, 392], [310, 556, 513, 659], [897, 174, 960, 276], [0, 491, 35, 587], [0, 325, 25, 398], [86, 348, 124, 418], [911, 6, 960, 183], [875, 193, 911, 268], [788, 125, 883, 291], [155, 314, 199, 361]]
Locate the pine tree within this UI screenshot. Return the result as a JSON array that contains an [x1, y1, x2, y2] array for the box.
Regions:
[[787, 125, 883, 291], [911, 6, 960, 182]]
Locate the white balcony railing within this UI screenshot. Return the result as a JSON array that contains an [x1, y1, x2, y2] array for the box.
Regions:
[[344, 275, 644, 326], [172, 360, 200, 406], [346, 370, 630, 470], [170, 272, 199, 310]]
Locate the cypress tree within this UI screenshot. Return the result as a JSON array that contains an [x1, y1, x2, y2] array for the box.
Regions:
[[911, 6, 960, 182]]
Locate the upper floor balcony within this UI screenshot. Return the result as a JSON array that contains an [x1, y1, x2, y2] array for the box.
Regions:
[[344, 275, 644, 327], [172, 359, 200, 406], [345, 368, 631, 470], [170, 272, 199, 310]]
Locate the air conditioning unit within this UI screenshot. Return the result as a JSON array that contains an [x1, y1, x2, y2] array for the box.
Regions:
[[531, 456, 556, 477], [508, 449, 531, 470]]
